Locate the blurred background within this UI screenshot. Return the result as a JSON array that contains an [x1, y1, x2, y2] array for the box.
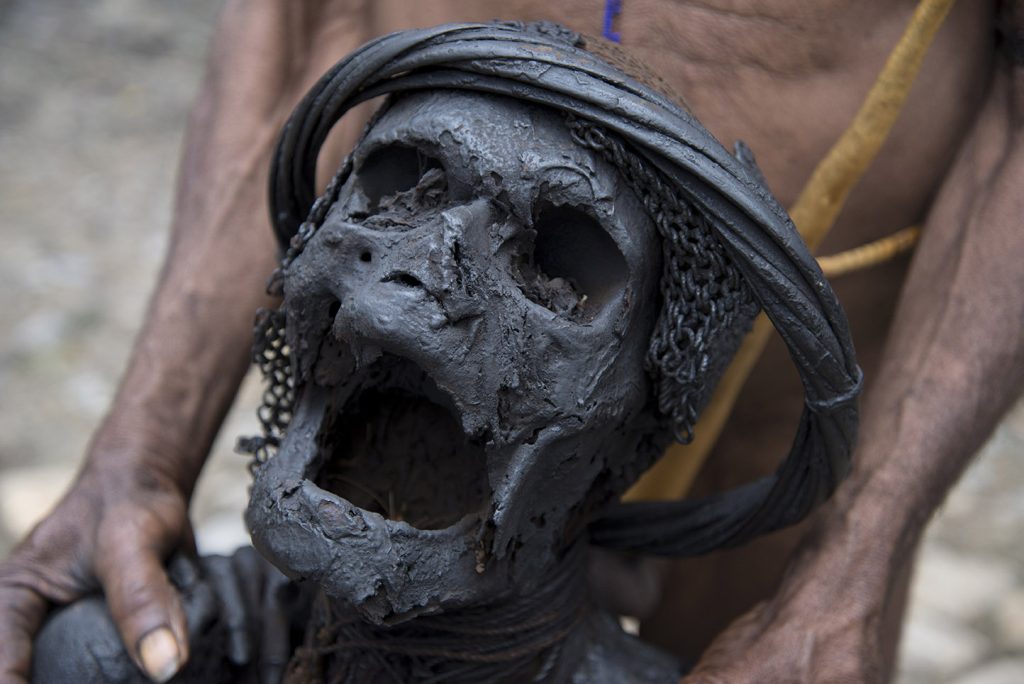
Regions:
[[0, 2, 1022, 682]]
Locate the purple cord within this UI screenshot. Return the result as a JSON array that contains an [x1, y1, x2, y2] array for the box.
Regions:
[[603, 0, 622, 43]]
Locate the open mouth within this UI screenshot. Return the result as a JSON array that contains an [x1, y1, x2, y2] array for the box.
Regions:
[[310, 354, 490, 531]]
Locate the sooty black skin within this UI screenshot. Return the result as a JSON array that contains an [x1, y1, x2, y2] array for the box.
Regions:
[[32, 550, 307, 684], [30, 92, 679, 683], [247, 91, 668, 622]]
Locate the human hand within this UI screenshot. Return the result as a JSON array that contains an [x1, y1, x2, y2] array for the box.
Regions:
[[0, 460, 191, 683], [679, 508, 908, 684], [680, 595, 879, 684], [29, 550, 298, 684]]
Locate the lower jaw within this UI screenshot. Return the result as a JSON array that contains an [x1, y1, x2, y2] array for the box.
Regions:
[[250, 466, 501, 624], [248, 372, 570, 622], [246, 384, 504, 622]]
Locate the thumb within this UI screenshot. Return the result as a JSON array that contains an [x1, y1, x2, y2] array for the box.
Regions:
[[96, 541, 189, 683]]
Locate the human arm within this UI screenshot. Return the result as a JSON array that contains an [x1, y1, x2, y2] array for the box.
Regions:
[[0, 2, 370, 682], [681, 24, 1024, 684]]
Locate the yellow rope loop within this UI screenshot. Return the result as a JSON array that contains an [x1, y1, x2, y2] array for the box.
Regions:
[[818, 225, 921, 278], [789, 1, 955, 249], [625, 0, 954, 502]]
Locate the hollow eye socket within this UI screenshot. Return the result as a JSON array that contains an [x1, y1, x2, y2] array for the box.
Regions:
[[516, 201, 628, 321], [354, 144, 445, 213]]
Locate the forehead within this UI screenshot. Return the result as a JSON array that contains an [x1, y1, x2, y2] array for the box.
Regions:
[[358, 91, 595, 177]]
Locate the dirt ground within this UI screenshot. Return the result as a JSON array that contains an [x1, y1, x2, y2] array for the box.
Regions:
[[1, 2, 1022, 682]]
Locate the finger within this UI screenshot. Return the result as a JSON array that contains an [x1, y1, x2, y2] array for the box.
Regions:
[[203, 555, 251, 666], [166, 553, 201, 592], [260, 570, 296, 684], [96, 544, 188, 683], [0, 580, 49, 684], [168, 553, 220, 642], [230, 547, 269, 608], [228, 548, 292, 684]]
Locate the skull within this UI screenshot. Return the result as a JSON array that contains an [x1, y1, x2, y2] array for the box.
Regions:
[[246, 90, 666, 623]]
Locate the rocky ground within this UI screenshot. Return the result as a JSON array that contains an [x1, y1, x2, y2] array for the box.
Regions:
[[1, 2, 1022, 682]]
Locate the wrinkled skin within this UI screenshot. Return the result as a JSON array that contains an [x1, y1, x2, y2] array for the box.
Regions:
[[30, 551, 303, 684], [249, 91, 666, 625], [677, 58, 1024, 682], [2, 1, 1023, 683]]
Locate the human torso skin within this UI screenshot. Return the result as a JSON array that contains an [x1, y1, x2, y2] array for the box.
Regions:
[[341, 0, 994, 656]]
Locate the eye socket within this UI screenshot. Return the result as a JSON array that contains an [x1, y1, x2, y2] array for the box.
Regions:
[[355, 144, 445, 213], [516, 202, 628, 321]]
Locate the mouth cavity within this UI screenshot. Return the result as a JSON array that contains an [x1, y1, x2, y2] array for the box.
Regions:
[[311, 355, 489, 531]]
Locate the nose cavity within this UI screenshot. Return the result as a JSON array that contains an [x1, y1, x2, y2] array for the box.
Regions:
[[317, 221, 384, 275], [309, 200, 495, 328], [378, 199, 494, 295], [381, 271, 424, 289], [315, 217, 441, 304]]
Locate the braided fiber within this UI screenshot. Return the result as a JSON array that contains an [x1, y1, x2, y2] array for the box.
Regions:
[[264, 21, 861, 557], [284, 544, 587, 683], [565, 115, 759, 443]]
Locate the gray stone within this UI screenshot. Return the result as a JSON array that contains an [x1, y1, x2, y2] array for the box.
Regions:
[[0, 465, 76, 540], [994, 589, 1024, 651], [952, 659, 1024, 684], [908, 544, 1015, 622], [898, 603, 988, 679]]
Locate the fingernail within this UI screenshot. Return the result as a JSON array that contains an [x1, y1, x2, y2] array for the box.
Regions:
[[138, 627, 182, 683], [228, 628, 252, 666]]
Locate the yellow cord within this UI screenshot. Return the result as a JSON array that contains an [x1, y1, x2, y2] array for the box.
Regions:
[[625, 0, 954, 502], [818, 225, 920, 278]]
